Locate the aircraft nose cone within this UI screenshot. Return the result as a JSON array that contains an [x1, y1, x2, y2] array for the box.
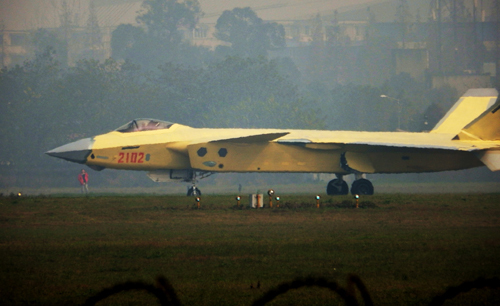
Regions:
[[46, 138, 94, 164]]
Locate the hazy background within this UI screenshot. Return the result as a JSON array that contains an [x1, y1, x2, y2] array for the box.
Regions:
[[0, 0, 499, 194]]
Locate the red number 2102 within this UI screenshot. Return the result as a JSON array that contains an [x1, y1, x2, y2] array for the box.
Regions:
[[118, 152, 145, 163]]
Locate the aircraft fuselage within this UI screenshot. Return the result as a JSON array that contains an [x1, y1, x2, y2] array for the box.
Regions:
[[79, 124, 482, 174]]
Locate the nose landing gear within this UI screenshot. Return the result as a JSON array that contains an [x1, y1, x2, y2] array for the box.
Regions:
[[186, 171, 214, 196], [187, 185, 202, 196]]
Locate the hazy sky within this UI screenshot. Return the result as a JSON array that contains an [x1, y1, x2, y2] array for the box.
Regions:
[[0, 0, 384, 30]]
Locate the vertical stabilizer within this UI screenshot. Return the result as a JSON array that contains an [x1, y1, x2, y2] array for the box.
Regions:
[[431, 89, 498, 137], [458, 93, 500, 141]]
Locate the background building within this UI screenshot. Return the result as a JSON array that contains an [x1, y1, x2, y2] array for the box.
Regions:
[[1, 0, 499, 88]]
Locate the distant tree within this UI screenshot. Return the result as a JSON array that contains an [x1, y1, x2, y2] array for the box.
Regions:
[[306, 14, 326, 83], [273, 57, 301, 86], [379, 74, 461, 132], [31, 28, 67, 63], [324, 11, 352, 84], [110, 0, 207, 69], [83, 0, 103, 60], [421, 102, 445, 131], [198, 56, 321, 129], [137, 0, 202, 44], [149, 62, 205, 125], [357, 34, 397, 86], [0, 48, 62, 169], [325, 84, 392, 131], [379, 73, 428, 131], [215, 7, 285, 58], [57, 0, 80, 66], [302, 79, 438, 132], [421, 85, 458, 128], [53, 58, 158, 136], [110, 24, 146, 61]]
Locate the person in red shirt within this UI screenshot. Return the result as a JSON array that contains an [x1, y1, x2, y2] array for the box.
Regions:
[[78, 169, 89, 194]]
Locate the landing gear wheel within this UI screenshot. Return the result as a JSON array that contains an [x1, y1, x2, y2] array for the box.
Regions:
[[350, 179, 374, 195], [187, 186, 202, 196], [326, 179, 349, 195]]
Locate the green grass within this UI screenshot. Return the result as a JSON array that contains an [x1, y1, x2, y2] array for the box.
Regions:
[[0, 194, 499, 305]]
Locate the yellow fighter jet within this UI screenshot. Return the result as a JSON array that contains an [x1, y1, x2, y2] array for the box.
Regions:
[[47, 88, 500, 195]]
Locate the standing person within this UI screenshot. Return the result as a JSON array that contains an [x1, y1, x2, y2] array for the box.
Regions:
[[78, 169, 89, 194]]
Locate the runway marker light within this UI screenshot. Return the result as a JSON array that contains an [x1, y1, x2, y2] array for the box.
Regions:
[[236, 196, 241, 207], [354, 194, 359, 208], [275, 196, 280, 208], [195, 197, 201, 208], [268, 189, 274, 208], [315, 195, 320, 208]]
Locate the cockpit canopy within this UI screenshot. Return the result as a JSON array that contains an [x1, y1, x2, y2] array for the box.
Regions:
[[115, 119, 174, 133]]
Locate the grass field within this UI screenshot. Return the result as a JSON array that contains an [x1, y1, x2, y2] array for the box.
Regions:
[[1, 194, 499, 305]]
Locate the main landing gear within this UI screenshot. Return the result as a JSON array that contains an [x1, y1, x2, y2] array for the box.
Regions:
[[326, 174, 349, 195], [326, 174, 374, 196]]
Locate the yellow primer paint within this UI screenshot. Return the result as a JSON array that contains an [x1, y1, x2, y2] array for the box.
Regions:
[[459, 102, 500, 141], [431, 90, 498, 136], [187, 142, 344, 173]]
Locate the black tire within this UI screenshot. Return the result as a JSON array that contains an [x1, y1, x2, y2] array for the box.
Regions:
[[350, 179, 374, 195], [187, 187, 202, 196], [326, 179, 349, 195]]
